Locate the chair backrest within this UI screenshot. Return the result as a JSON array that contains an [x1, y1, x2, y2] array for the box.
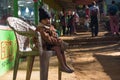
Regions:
[[7, 17, 39, 52]]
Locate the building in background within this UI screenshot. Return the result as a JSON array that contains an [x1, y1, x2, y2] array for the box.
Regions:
[[18, 0, 35, 22]]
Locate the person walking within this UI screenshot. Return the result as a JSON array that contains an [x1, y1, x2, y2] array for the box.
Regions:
[[108, 0, 119, 36], [90, 1, 100, 37]]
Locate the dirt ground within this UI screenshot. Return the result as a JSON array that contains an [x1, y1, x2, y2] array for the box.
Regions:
[[59, 31, 120, 80], [1, 32, 120, 80], [68, 41, 120, 80]]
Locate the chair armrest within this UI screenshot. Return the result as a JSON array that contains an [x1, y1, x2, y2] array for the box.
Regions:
[[15, 30, 36, 37]]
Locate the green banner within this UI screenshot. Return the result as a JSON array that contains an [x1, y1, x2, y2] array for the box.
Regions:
[[0, 30, 17, 76]]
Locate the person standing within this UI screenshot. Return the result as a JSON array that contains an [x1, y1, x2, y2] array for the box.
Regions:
[[72, 11, 79, 34], [85, 5, 90, 18], [67, 11, 74, 35], [84, 5, 90, 30], [60, 11, 67, 36], [90, 1, 100, 37], [108, 0, 119, 36]]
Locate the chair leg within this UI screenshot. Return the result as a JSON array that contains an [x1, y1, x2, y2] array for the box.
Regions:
[[26, 56, 35, 80], [58, 63, 62, 80], [13, 55, 20, 80], [40, 52, 52, 80]]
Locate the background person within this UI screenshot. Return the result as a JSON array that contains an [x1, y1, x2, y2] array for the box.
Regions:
[[59, 11, 67, 36], [89, 1, 100, 37], [84, 5, 90, 30], [108, 0, 119, 36]]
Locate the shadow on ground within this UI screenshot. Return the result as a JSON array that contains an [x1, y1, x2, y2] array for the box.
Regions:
[[94, 54, 120, 80]]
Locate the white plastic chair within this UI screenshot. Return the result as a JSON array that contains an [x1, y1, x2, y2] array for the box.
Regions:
[[7, 17, 62, 80]]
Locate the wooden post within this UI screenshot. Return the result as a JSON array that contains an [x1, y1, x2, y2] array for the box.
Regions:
[[13, 0, 18, 17], [33, 0, 38, 25]]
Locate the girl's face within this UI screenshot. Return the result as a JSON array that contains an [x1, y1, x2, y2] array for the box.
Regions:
[[41, 18, 50, 26]]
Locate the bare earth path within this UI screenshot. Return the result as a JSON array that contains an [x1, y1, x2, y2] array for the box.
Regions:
[[70, 51, 120, 80], [1, 32, 120, 80], [63, 32, 120, 80]]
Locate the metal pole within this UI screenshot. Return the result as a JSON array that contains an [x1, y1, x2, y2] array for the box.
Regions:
[[13, 0, 18, 17]]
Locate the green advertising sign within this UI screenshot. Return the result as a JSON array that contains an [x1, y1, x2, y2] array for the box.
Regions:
[[0, 30, 17, 76]]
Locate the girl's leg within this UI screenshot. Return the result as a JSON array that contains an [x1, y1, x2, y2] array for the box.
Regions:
[[61, 50, 74, 72], [51, 46, 73, 73]]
